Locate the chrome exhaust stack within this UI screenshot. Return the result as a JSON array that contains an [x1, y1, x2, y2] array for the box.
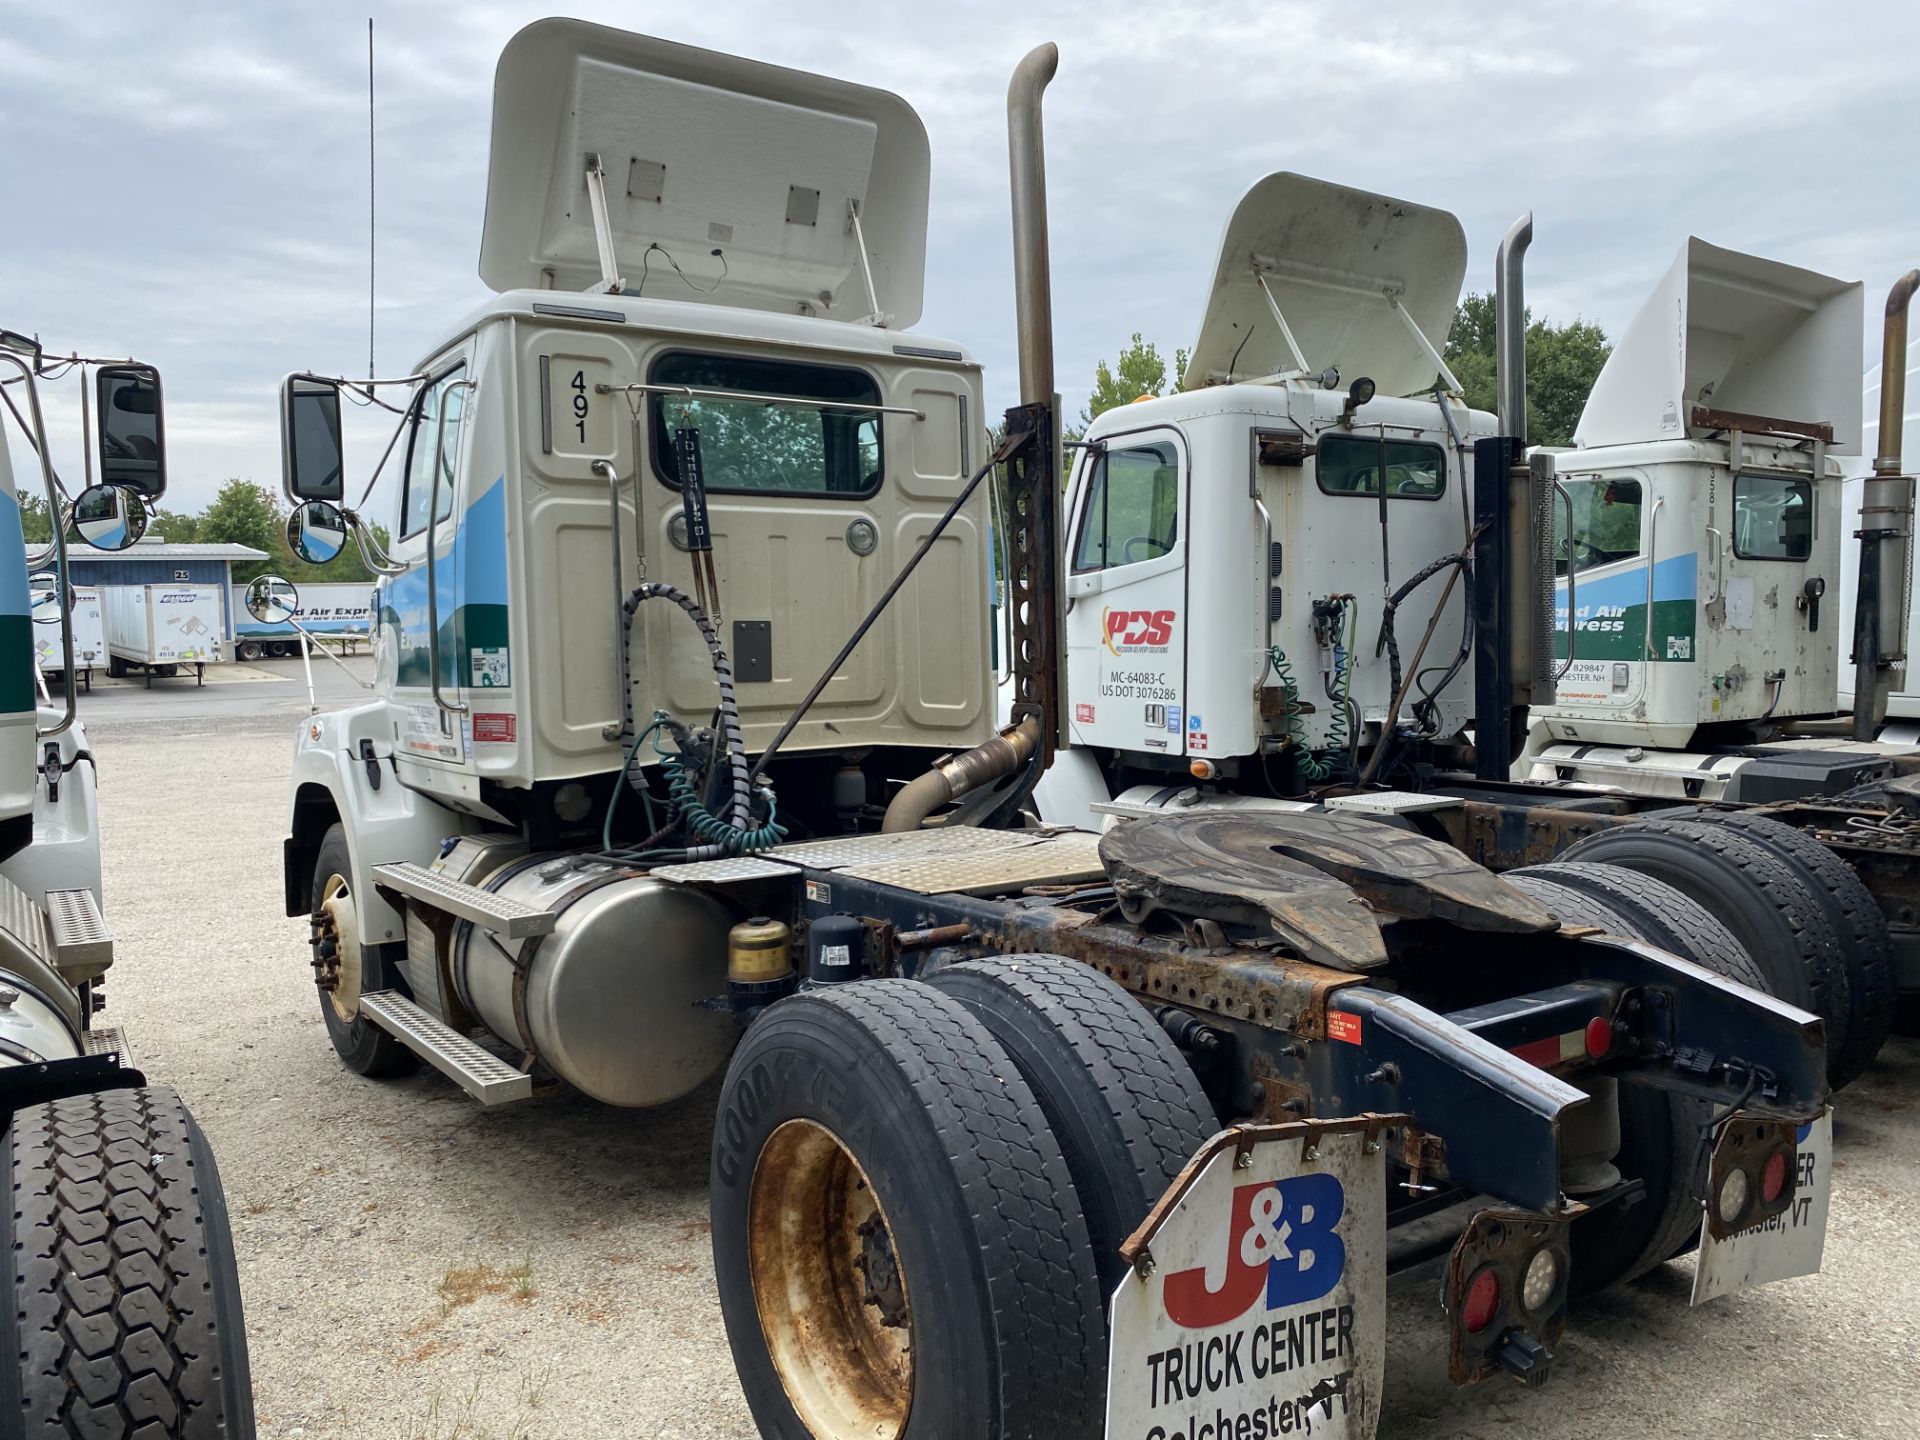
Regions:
[[1852, 269, 1918, 740], [1008, 43, 1059, 408], [1495, 213, 1534, 443], [1474, 212, 1555, 779]]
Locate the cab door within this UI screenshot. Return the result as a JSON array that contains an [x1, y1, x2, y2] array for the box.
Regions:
[[1063, 428, 1189, 757]]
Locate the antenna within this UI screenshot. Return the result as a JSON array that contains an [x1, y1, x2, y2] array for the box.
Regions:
[[367, 16, 376, 381]]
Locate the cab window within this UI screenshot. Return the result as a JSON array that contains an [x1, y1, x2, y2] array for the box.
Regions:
[[1733, 474, 1812, 560], [1073, 441, 1180, 572], [399, 369, 468, 537], [1556, 476, 1642, 576], [1316, 435, 1444, 499], [649, 351, 882, 497]]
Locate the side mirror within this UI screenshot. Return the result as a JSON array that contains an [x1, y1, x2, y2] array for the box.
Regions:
[[280, 374, 345, 503], [244, 574, 300, 625], [286, 500, 349, 565], [28, 571, 71, 624], [94, 365, 166, 498], [70, 483, 148, 552]]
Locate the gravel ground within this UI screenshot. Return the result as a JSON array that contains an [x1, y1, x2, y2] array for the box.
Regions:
[[77, 676, 1920, 1440]]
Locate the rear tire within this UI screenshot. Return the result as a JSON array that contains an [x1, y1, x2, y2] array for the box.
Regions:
[[236, 641, 263, 662], [2, 1085, 256, 1438], [711, 981, 1104, 1440], [1506, 865, 1746, 1295], [927, 955, 1217, 1297], [1561, 817, 1849, 1079], [1688, 811, 1896, 1087], [311, 823, 417, 1078]]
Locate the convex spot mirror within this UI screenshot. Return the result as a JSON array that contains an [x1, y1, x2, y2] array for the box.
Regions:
[[71, 483, 148, 552], [244, 574, 300, 625], [95, 365, 166, 499], [280, 374, 345, 503], [287, 500, 348, 565], [28, 572, 72, 624]]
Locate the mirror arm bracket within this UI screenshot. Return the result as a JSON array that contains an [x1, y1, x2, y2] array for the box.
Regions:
[[0, 353, 77, 737]]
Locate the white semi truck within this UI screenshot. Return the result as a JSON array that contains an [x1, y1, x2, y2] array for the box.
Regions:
[[0, 329, 253, 1434], [270, 22, 1838, 1439]]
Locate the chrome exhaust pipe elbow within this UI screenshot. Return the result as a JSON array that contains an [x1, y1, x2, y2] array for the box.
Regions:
[[1495, 212, 1534, 443], [1008, 43, 1059, 408]]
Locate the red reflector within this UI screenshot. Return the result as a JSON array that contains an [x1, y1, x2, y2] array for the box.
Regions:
[[1584, 1016, 1613, 1059], [1462, 1267, 1501, 1334], [1762, 1148, 1790, 1204]]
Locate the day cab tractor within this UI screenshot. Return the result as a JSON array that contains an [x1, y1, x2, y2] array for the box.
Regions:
[[269, 21, 1831, 1439], [0, 328, 254, 1436], [1032, 175, 1920, 1091]]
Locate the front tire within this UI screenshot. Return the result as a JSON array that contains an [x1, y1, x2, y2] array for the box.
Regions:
[[711, 981, 1104, 1440], [310, 823, 416, 1078], [2, 1086, 255, 1438]]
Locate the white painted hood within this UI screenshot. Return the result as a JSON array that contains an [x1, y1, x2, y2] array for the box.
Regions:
[[479, 20, 930, 325], [1575, 238, 1863, 453], [1184, 172, 1467, 398]]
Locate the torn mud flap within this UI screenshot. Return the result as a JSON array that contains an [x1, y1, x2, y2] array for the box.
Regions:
[[1106, 1114, 1404, 1440], [1690, 1107, 1832, 1305]]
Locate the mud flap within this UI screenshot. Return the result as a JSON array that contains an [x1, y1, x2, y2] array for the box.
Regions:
[[1690, 1108, 1832, 1305], [1105, 1116, 1398, 1440]]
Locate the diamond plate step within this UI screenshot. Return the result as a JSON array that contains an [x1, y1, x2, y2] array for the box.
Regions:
[[372, 862, 556, 938], [358, 991, 533, 1105], [45, 887, 113, 975], [83, 1026, 131, 1067]]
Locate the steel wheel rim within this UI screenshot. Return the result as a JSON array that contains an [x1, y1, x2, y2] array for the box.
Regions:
[[318, 872, 364, 1024], [748, 1118, 913, 1437]]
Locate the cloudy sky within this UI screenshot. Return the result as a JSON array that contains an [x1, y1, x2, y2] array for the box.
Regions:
[[3, 0, 1917, 520]]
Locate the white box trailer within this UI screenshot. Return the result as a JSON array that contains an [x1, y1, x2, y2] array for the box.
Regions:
[[105, 583, 223, 686], [229, 581, 372, 661], [29, 575, 105, 691]]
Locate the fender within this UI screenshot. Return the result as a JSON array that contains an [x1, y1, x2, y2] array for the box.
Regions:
[[285, 701, 474, 947]]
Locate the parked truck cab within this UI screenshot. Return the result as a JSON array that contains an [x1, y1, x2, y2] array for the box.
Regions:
[[270, 24, 1838, 1440], [0, 330, 253, 1436]]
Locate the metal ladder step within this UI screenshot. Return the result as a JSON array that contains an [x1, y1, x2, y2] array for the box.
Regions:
[[357, 991, 533, 1105], [371, 862, 555, 939], [83, 1026, 132, 1067], [44, 888, 112, 978]]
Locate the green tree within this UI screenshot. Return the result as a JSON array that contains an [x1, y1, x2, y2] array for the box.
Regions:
[[198, 479, 284, 584], [18, 493, 51, 545], [1077, 333, 1189, 435], [1443, 294, 1611, 447], [149, 509, 200, 543]]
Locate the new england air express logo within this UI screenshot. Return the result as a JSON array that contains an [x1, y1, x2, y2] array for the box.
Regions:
[[1164, 1173, 1347, 1329], [1103, 607, 1176, 655]]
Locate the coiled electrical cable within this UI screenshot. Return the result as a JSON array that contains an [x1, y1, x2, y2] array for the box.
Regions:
[[606, 583, 784, 860]]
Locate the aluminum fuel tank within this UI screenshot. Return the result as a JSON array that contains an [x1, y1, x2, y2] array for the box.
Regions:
[[451, 852, 737, 1107]]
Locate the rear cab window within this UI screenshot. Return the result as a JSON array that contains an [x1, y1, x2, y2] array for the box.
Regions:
[[1316, 434, 1445, 500], [1733, 473, 1813, 560], [648, 351, 883, 497]]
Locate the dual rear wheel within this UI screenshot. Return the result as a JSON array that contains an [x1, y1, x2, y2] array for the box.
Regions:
[[709, 960, 1216, 1440]]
